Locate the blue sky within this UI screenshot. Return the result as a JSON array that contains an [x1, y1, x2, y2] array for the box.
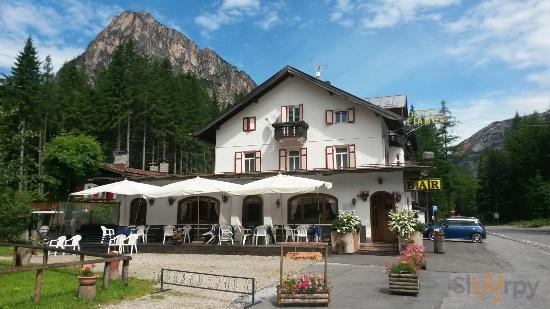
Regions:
[[1, 0, 549, 141]]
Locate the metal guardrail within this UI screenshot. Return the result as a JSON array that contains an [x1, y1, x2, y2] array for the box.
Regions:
[[159, 268, 256, 306]]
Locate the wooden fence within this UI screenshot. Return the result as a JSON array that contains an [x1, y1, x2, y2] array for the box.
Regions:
[[0, 242, 132, 304]]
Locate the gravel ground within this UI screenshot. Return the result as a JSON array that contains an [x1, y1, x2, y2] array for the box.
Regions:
[[21, 253, 312, 308]]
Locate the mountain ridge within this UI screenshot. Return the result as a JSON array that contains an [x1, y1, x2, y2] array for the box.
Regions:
[[74, 10, 256, 106]]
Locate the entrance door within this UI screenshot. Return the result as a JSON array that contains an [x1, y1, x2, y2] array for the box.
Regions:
[[242, 196, 263, 228], [370, 192, 396, 243]]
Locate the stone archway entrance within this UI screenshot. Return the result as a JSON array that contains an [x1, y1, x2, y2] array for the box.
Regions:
[[370, 191, 397, 243]]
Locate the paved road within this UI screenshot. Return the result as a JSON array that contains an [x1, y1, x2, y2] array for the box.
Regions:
[[238, 235, 550, 309], [487, 225, 550, 248]]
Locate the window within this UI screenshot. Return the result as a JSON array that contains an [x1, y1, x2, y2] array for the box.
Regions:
[[129, 198, 147, 225], [335, 147, 348, 169], [243, 117, 256, 131], [288, 105, 301, 122], [244, 152, 255, 172], [288, 150, 300, 170], [288, 194, 338, 224], [335, 111, 348, 123], [177, 197, 220, 224]]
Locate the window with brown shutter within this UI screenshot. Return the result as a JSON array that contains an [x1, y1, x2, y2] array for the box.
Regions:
[[326, 110, 334, 125], [254, 150, 261, 172], [279, 149, 287, 171], [300, 148, 307, 170], [348, 144, 356, 168], [325, 146, 334, 169], [235, 152, 242, 173], [243, 117, 256, 131], [347, 108, 355, 123], [281, 106, 288, 122], [299, 104, 304, 120]]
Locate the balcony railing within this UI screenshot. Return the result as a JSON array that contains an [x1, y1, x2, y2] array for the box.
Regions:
[[389, 133, 402, 147], [272, 121, 309, 141]]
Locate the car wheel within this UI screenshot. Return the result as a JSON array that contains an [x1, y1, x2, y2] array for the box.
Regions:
[[471, 233, 483, 243], [428, 231, 434, 240]]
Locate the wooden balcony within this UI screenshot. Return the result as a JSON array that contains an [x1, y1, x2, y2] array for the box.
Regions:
[[272, 121, 309, 141]]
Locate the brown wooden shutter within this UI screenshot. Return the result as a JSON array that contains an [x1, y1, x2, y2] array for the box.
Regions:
[[325, 146, 334, 169], [348, 108, 355, 123], [299, 104, 304, 121], [326, 110, 333, 125], [234, 152, 242, 173], [254, 150, 261, 172], [300, 148, 307, 170], [243, 118, 248, 131], [250, 117, 256, 131], [281, 106, 288, 122], [348, 144, 356, 168], [279, 149, 287, 171]]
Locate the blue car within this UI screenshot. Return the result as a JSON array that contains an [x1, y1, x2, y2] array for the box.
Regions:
[[425, 217, 486, 243]]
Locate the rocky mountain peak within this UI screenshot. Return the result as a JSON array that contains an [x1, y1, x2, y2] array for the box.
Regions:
[[75, 10, 256, 106]]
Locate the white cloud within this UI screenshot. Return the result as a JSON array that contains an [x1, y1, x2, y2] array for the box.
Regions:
[[195, 0, 285, 34], [445, 0, 550, 87], [327, 0, 459, 30], [0, 0, 121, 72], [451, 90, 550, 141]]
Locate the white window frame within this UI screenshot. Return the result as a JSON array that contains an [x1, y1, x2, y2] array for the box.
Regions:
[[244, 152, 255, 173], [288, 105, 300, 122], [335, 147, 348, 169], [335, 110, 348, 123], [288, 150, 300, 171]]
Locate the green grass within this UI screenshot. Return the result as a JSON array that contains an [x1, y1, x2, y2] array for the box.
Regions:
[[0, 261, 154, 308], [0, 246, 14, 257], [507, 218, 550, 228]]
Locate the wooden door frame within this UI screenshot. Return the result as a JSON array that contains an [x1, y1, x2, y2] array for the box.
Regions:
[[370, 191, 396, 243]]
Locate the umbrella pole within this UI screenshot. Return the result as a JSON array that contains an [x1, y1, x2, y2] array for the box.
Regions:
[[197, 195, 200, 240]]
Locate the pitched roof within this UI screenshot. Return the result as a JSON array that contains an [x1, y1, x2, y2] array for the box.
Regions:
[[101, 163, 168, 178], [194, 65, 404, 142]]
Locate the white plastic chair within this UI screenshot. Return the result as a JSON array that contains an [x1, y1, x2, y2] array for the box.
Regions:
[[64, 235, 82, 253], [163, 225, 175, 244], [100, 226, 115, 243], [180, 225, 192, 243], [218, 225, 234, 245], [235, 225, 252, 245], [144, 225, 151, 243], [107, 234, 126, 253], [121, 234, 139, 254], [203, 225, 218, 244], [48, 236, 67, 255], [296, 225, 309, 242], [133, 226, 146, 243], [253, 226, 269, 245], [284, 225, 296, 242]]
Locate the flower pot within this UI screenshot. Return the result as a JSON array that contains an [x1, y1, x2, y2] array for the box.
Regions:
[[331, 232, 357, 254], [277, 285, 331, 305], [388, 273, 419, 296], [410, 231, 423, 246], [14, 247, 33, 266], [353, 233, 360, 252], [78, 275, 99, 300]]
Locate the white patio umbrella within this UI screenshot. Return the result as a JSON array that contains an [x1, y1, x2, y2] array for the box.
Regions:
[[70, 179, 158, 196], [70, 179, 158, 228], [228, 174, 333, 236], [144, 176, 242, 239]]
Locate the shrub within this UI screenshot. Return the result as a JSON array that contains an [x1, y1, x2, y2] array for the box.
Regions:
[[399, 244, 425, 271], [0, 191, 32, 242], [385, 261, 416, 274], [388, 209, 418, 238], [331, 211, 361, 234]]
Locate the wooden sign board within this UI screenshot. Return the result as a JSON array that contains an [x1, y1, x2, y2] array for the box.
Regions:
[[406, 179, 442, 191], [286, 252, 323, 261]]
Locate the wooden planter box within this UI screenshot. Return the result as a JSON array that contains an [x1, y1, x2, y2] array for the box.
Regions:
[[388, 273, 419, 296], [276, 285, 331, 306]]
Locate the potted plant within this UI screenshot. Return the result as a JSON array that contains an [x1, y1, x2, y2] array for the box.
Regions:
[[387, 209, 419, 252], [107, 251, 122, 279], [410, 222, 425, 246], [277, 272, 331, 305], [78, 264, 98, 299], [330, 211, 361, 254], [385, 243, 425, 295]]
